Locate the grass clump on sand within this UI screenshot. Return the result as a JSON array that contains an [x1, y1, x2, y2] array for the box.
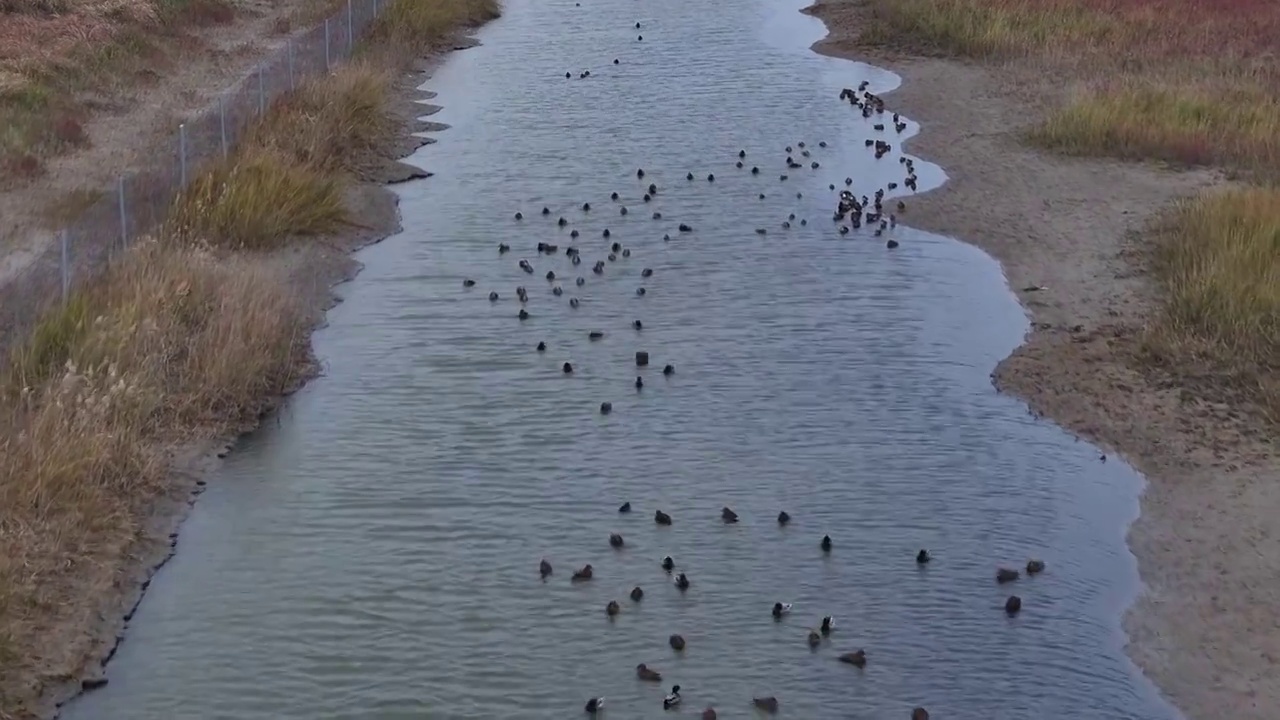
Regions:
[[855, 0, 1280, 418], [167, 62, 399, 249], [367, 0, 500, 48], [1144, 189, 1280, 421], [2, 0, 502, 710]]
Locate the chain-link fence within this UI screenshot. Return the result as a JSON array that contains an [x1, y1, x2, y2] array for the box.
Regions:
[[0, 0, 387, 360]]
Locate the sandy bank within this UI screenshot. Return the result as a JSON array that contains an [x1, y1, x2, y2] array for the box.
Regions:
[[0, 22, 493, 720], [805, 1, 1280, 718]]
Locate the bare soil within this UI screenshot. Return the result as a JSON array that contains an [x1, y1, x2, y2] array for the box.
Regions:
[[805, 2, 1280, 719]]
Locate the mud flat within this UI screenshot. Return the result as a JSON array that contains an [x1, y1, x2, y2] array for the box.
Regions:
[[804, 1, 1279, 719]]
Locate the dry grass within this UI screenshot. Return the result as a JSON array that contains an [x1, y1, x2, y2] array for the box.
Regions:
[[367, 0, 500, 49], [0, 0, 498, 713], [856, 0, 1280, 420], [0, 241, 309, 715], [0, 0, 237, 176]]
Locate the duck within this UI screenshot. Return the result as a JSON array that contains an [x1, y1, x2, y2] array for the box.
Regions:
[[546, 270, 556, 281], [721, 507, 739, 523], [600, 402, 613, 415], [917, 549, 931, 564], [582, 202, 591, 211], [558, 216, 568, 227], [552, 286, 563, 297], [912, 709, 930, 720], [663, 686, 682, 709], [619, 502, 631, 513], [820, 616, 835, 635], [807, 630, 821, 647], [636, 663, 662, 681], [662, 555, 675, 571], [777, 511, 791, 526], [489, 291, 499, 302], [606, 600, 620, 616], [572, 564, 593, 581], [739, 149, 747, 158], [821, 535, 832, 552], [499, 242, 510, 253], [576, 277, 585, 286], [635, 376, 644, 390], [633, 320, 643, 330], [636, 287, 647, 296], [589, 330, 604, 340], [753, 696, 779, 714], [678, 224, 692, 232], [1026, 559, 1046, 575], [622, 248, 631, 258], [655, 510, 672, 526], [648, 183, 658, 194], [996, 567, 1020, 583], [584, 697, 605, 715], [652, 212, 662, 219], [570, 297, 581, 308], [518, 309, 530, 321], [1005, 596, 1022, 615], [518, 259, 534, 273], [603, 228, 611, 237], [637, 168, 645, 178], [674, 573, 690, 591], [631, 586, 644, 601], [886, 239, 899, 249], [687, 172, 695, 180], [536, 341, 546, 351], [542, 207, 550, 215], [751, 166, 759, 174], [610, 533, 624, 548], [611, 191, 620, 200], [540, 558, 552, 578], [663, 364, 675, 375], [772, 602, 792, 618], [620, 206, 628, 215], [838, 650, 867, 667], [707, 173, 715, 182], [669, 634, 686, 651], [701, 709, 717, 720], [819, 140, 827, 147], [641, 268, 653, 278], [563, 362, 573, 373]]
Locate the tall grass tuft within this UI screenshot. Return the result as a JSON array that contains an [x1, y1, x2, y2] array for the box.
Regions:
[[368, 0, 500, 48], [167, 150, 346, 250]]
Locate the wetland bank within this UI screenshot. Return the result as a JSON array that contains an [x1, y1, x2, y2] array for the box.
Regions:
[[55, 0, 1185, 717]]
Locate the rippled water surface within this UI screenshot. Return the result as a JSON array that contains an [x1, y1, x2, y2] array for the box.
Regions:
[[64, 0, 1181, 717]]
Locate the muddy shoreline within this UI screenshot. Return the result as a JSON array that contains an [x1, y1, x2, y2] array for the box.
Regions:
[[804, 2, 1279, 719], [24, 34, 488, 720]]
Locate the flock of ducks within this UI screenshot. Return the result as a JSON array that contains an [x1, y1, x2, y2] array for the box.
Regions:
[[455, 10, 1048, 718], [536, 503, 1047, 717]]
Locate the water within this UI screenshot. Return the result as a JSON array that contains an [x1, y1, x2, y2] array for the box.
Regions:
[[62, 0, 1181, 718]]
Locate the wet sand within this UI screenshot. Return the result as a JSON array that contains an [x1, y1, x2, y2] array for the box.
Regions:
[[804, 2, 1280, 719]]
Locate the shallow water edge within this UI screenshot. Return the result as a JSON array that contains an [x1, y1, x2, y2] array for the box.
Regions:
[[34, 32, 496, 720], [799, 3, 1185, 719]]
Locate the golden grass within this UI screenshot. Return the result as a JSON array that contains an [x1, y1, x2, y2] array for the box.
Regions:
[[1143, 188, 1280, 419], [167, 151, 346, 250], [367, 0, 500, 48], [1, 0, 500, 711]]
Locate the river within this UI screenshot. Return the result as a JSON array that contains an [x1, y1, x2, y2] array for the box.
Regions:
[[62, 0, 1181, 717]]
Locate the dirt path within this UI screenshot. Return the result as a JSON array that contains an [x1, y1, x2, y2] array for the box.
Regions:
[[805, 2, 1280, 719], [0, 0, 328, 287]]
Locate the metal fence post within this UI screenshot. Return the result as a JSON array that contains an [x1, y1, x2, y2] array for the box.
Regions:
[[373, 0, 378, 17], [219, 95, 228, 159], [288, 40, 295, 91], [347, 0, 354, 52], [325, 19, 331, 70], [117, 176, 128, 248], [60, 230, 70, 303], [258, 66, 266, 115], [179, 123, 188, 188]]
